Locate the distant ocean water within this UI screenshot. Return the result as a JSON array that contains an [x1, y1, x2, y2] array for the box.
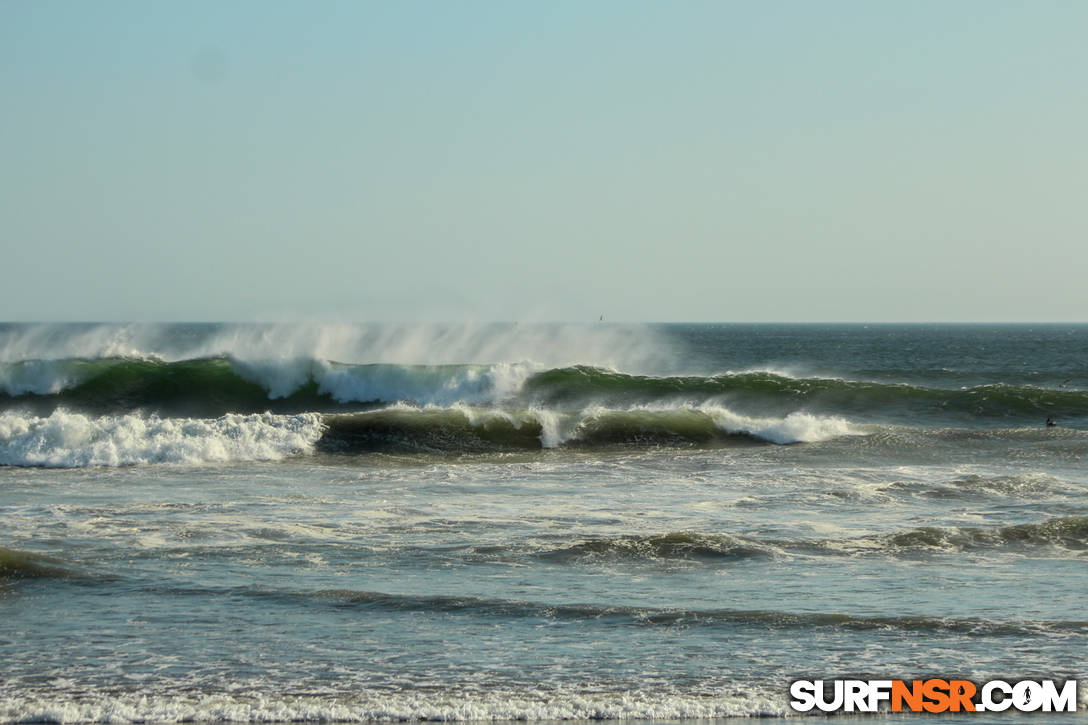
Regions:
[[1, 322, 1085, 722]]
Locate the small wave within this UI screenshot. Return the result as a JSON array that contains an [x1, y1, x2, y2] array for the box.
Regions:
[[227, 587, 1088, 637], [887, 472, 1073, 499], [477, 518, 1088, 568], [951, 472, 1066, 495], [0, 546, 69, 579], [0, 410, 324, 467], [873, 516, 1088, 554], [531, 531, 781, 562]]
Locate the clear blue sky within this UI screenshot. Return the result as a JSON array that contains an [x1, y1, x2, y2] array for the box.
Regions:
[[2, 0, 1086, 322]]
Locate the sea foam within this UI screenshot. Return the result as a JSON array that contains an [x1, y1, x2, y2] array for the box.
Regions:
[[0, 410, 323, 467], [0, 687, 790, 723]]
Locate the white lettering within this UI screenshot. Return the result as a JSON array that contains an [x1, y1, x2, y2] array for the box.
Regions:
[[789, 680, 817, 712], [1040, 680, 1077, 713], [981, 680, 1012, 712]]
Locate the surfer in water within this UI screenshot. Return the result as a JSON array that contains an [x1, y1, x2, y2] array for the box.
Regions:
[[1046, 417, 1057, 427]]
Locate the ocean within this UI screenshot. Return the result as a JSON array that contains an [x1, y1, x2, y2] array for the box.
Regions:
[[1, 322, 1085, 723]]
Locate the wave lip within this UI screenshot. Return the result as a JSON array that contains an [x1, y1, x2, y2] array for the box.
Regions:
[[0, 359, 94, 397], [231, 356, 510, 404], [311, 361, 536, 407]]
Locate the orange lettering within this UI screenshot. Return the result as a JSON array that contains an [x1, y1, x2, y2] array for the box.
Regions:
[[922, 679, 950, 713], [891, 680, 924, 712], [948, 680, 976, 712]]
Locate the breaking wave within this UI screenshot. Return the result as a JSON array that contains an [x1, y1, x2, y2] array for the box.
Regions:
[[0, 410, 324, 467], [0, 404, 854, 467], [3, 355, 1085, 428], [310, 403, 854, 453]]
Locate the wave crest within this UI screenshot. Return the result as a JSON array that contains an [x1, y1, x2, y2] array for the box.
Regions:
[[534, 531, 781, 562]]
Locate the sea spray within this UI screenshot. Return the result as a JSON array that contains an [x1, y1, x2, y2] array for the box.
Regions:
[[0, 322, 673, 371]]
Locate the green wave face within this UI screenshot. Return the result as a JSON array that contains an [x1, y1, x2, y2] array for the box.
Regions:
[[522, 367, 1088, 424], [1, 357, 335, 417], [319, 409, 546, 454]]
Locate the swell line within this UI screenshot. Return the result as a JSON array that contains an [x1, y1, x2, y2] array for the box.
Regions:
[[133, 584, 1088, 638]]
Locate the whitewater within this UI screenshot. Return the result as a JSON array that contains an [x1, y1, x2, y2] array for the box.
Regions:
[[1, 323, 1086, 723]]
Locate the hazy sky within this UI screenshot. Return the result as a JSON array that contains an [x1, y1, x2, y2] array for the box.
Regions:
[[2, 1, 1086, 322]]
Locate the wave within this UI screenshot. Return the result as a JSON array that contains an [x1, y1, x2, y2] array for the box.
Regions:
[[319, 404, 854, 452], [0, 357, 539, 416], [15, 400, 1086, 466], [526, 366, 1088, 413], [0, 404, 854, 466], [808, 517, 1088, 557], [3, 354, 1086, 431], [3, 407, 1084, 467]]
